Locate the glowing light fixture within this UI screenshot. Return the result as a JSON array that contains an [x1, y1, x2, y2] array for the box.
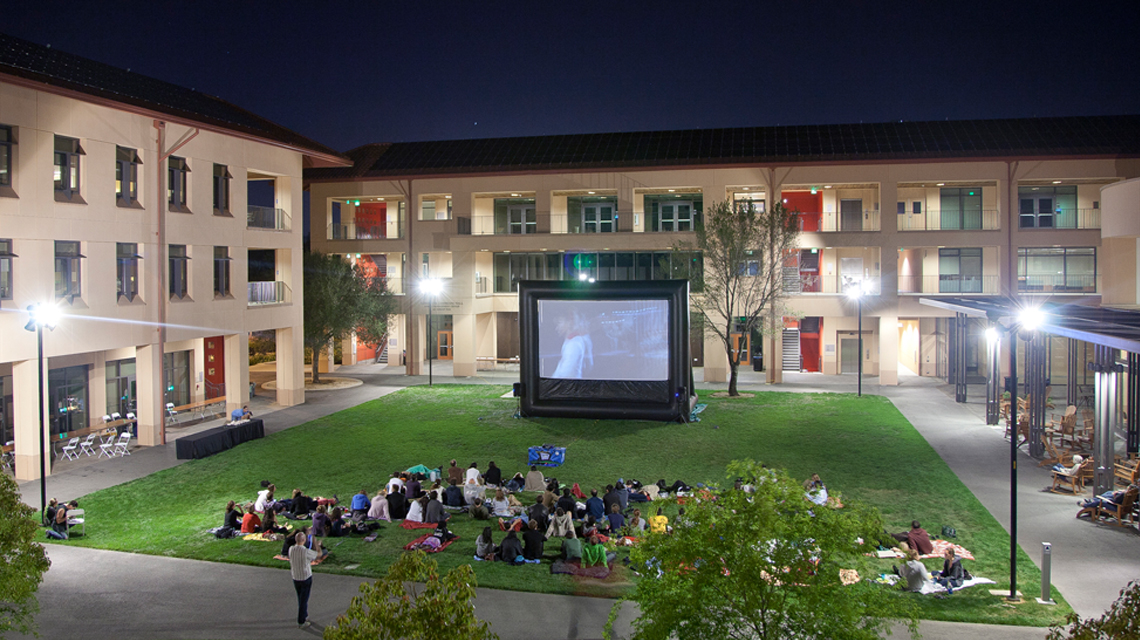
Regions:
[[1019, 306, 1044, 333]]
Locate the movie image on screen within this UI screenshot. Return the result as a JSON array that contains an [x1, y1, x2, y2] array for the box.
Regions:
[[538, 299, 669, 381]]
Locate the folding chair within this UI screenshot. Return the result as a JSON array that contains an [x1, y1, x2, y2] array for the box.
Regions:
[[165, 402, 179, 425], [112, 432, 132, 457], [102, 414, 112, 425], [61, 437, 81, 461], [98, 437, 117, 459], [67, 508, 85, 536], [111, 412, 122, 421], [79, 433, 98, 457]]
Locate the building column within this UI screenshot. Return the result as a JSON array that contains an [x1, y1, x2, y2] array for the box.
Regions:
[[704, 333, 727, 383], [191, 338, 206, 402], [878, 314, 899, 386], [765, 321, 784, 384], [12, 358, 48, 480], [89, 351, 108, 420], [341, 335, 357, 366], [453, 313, 476, 377], [225, 333, 250, 413], [134, 344, 164, 447], [274, 327, 305, 407]]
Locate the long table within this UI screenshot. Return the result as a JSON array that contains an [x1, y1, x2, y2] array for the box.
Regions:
[[175, 419, 265, 460]]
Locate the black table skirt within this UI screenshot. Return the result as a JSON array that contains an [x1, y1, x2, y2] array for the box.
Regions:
[[175, 419, 265, 460]]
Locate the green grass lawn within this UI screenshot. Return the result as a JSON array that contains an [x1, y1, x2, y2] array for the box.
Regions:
[[48, 386, 1070, 626]]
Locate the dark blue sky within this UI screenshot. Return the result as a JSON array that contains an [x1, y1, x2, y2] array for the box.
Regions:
[[5, 1, 1138, 152]]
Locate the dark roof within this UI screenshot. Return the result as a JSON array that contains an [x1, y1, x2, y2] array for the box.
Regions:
[[308, 115, 1140, 181], [0, 32, 346, 163]]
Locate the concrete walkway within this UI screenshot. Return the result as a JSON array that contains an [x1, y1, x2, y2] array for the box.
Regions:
[[11, 362, 1137, 639]]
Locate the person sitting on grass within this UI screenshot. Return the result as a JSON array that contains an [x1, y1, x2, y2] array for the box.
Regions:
[[254, 484, 276, 514], [933, 547, 967, 594], [490, 489, 514, 517], [48, 507, 71, 540], [476, 526, 497, 561], [289, 489, 314, 518], [627, 509, 647, 534], [444, 480, 464, 507], [350, 489, 370, 519], [484, 461, 502, 487], [579, 515, 601, 540], [542, 483, 558, 511], [605, 503, 626, 533], [546, 507, 575, 539], [586, 489, 605, 521], [386, 472, 404, 495], [406, 496, 427, 523], [224, 500, 244, 530], [447, 460, 463, 486], [241, 503, 263, 534], [524, 465, 545, 492], [386, 487, 408, 520], [425, 491, 448, 523], [498, 529, 524, 562], [415, 520, 456, 551], [602, 484, 621, 516], [311, 505, 331, 536], [463, 478, 485, 506], [649, 508, 668, 534], [469, 498, 490, 520], [45, 499, 60, 526], [581, 535, 607, 567], [465, 462, 482, 485], [262, 509, 290, 536], [368, 489, 390, 521], [895, 548, 934, 593], [328, 507, 351, 537], [890, 520, 934, 555], [505, 472, 526, 492], [522, 520, 546, 560], [561, 531, 582, 561], [405, 475, 422, 501], [556, 488, 577, 516], [804, 478, 828, 506], [614, 479, 630, 511], [527, 495, 549, 531], [627, 480, 650, 503]]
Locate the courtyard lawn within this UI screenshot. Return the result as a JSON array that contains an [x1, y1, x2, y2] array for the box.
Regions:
[[47, 386, 1070, 626]]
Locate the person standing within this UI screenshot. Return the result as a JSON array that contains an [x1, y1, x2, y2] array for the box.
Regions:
[[288, 531, 321, 629]]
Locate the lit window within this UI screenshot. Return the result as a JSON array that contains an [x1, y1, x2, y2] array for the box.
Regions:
[[54, 240, 84, 300], [168, 156, 190, 211], [54, 136, 84, 200], [115, 146, 141, 207], [116, 243, 141, 301], [169, 244, 189, 299]]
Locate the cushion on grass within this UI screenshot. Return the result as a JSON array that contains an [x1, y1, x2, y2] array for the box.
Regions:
[[399, 520, 440, 530], [551, 558, 611, 579], [402, 533, 459, 553]]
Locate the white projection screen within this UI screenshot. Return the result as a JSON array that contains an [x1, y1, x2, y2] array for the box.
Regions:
[[537, 299, 669, 381]]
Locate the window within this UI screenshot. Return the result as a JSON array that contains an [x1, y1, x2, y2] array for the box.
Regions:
[[213, 164, 231, 214], [0, 239, 14, 300], [1018, 247, 1096, 292], [897, 201, 905, 215], [646, 194, 702, 232], [115, 146, 141, 207], [169, 244, 189, 299], [0, 125, 13, 189], [168, 156, 189, 211], [913, 201, 922, 214], [116, 243, 141, 301], [421, 200, 435, 220], [213, 246, 231, 297], [493, 198, 536, 234], [569, 196, 617, 233], [54, 240, 83, 300], [938, 248, 982, 293], [939, 188, 982, 230], [1019, 186, 1076, 229], [54, 136, 84, 200], [492, 250, 702, 293]]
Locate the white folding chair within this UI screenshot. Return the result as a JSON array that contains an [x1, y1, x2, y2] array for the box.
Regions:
[[61, 437, 81, 461], [79, 433, 98, 457], [112, 432, 132, 457], [102, 414, 112, 425], [98, 437, 117, 459], [165, 402, 178, 425], [1, 441, 13, 472], [111, 412, 122, 421], [67, 508, 85, 536]]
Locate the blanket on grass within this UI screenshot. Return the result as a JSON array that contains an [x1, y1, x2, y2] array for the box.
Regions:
[[922, 539, 975, 561], [402, 533, 459, 553], [399, 520, 440, 530], [551, 558, 612, 579], [242, 532, 282, 542], [273, 553, 328, 566], [919, 576, 995, 595]]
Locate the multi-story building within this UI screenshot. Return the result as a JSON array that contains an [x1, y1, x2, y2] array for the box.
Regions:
[[0, 34, 348, 480], [306, 116, 1140, 391]]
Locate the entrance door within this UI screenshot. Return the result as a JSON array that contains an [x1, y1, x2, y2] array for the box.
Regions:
[[841, 338, 860, 374], [730, 333, 750, 367], [840, 199, 863, 232], [508, 205, 535, 234], [437, 331, 453, 360], [581, 203, 614, 233]]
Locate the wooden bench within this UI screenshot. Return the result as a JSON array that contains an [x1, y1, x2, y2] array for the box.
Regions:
[[475, 356, 521, 371], [170, 397, 228, 423]]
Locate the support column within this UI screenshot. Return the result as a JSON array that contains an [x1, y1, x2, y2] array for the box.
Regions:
[[224, 333, 250, 413], [341, 335, 357, 366], [89, 351, 108, 421], [1128, 352, 1139, 455], [878, 313, 899, 386], [12, 359, 48, 480], [985, 323, 1002, 425], [191, 338, 206, 402], [765, 318, 783, 384], [134, 344, 164, 447], [453, 313, 476, 377], [1026, 335, 1048, 459], [274, 327, 304, 407], [1067, 339, 1080, 406], [1092, 345, 1119, 495]]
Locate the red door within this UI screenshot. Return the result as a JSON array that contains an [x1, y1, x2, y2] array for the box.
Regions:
[[204, 336, 225, 399]]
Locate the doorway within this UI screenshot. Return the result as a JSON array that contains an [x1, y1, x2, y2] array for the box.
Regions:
[[841, 338, 860, 374], [840, 199, 863, 232], [437, 331, 453, 360]]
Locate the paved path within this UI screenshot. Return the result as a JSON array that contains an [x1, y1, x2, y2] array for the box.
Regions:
[[11, 363, 1137, 638]]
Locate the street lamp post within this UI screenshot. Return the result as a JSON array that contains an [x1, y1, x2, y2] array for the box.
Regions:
[[23, 303, 60, 525], [847, 286, 865, 396], [421, 279, 442, 387]]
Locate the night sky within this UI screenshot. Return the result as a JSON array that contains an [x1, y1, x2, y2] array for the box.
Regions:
[[4, 2, 1138, 152]]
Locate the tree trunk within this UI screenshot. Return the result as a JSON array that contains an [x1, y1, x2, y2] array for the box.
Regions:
[[310, 344, 321, 385], [727, 344, 740, 396]]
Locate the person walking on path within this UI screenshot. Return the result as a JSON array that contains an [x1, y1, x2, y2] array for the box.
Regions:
[[288, 531, 322, 629]]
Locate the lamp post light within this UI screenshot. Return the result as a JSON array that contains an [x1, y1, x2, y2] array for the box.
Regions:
[[23, 303, 60, 525], [847, 285, 865, 396], [421, 278, 443, 387]]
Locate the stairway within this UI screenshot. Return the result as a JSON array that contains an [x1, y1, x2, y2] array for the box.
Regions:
[[377, 335, 389, 363], [781, 329, 801, 372]]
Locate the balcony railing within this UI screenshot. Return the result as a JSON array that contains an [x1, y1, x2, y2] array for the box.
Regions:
[[1018, 275, 1096, 294], [798, 211, 881, 233], [897, 275, 999, 295], [1019, 209, 1101, 230], [326, 221, 403, 240], [786, 272, 882, 295], [247, 281, 291, 306], [247, 205, 291, 231], [898, 209, 1000, 231]]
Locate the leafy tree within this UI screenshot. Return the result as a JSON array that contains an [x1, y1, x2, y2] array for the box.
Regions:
[[1046, 580, 1139, 640], [0, 473, 51, 637], [303, 251, 394, 383], [353, 265, 397, 364], [679, 201, 800, 396], [607, 460, 916, 640], [324, 550, 498, 640]]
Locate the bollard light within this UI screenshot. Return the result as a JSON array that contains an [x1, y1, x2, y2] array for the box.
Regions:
[[1037, 542, 1056, 605]]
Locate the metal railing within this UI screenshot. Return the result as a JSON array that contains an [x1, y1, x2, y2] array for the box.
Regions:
[[1020, 209, 1101, 230], [247, 281, 291, 306], [797, 211, 881, 233], [898, 209, 1000, 231], [1018, 275, 1096, 293], [247, 205, 291, 231], [787, 274, 882, 295], [897, 274, 999, 295], [325, 221, 404, 240]]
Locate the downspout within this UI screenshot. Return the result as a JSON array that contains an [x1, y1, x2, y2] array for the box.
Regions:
[[1005, 161, 1019, 297], [400, 179, 415, 375]]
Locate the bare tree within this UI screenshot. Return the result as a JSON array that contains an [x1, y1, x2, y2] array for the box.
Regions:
[[680, 200, 800, 396]]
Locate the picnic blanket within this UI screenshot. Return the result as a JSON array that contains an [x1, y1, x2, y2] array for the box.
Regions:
[[919, 576, 995, 594], [399, 520, 440, 530], [406, 464, 435, 476], [921, 539, 975, 561], [273, 553, 328, 566], [402, 533, 459, 553], [242, 532, 281, 542], [551, 558, 612, 579]]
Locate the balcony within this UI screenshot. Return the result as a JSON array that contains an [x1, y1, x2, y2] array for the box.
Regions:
[[326, 221, 403, 241], [798, 211, 881, 233], [1018, 275, 1096, 294], [247, 205, 291, 231], [787, 273, 882, 296], [898, 275, 999, 295], [1019, 209, 1101, 230], [899, 209, 1000, 231], [247, 281, 291, 306]]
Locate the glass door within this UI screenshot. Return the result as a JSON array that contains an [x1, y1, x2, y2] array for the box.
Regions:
[[840, 199, 863, 232], [508, 205, 535, 234], [581, 203, 614, 233], [437, 331, 453, 360]]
